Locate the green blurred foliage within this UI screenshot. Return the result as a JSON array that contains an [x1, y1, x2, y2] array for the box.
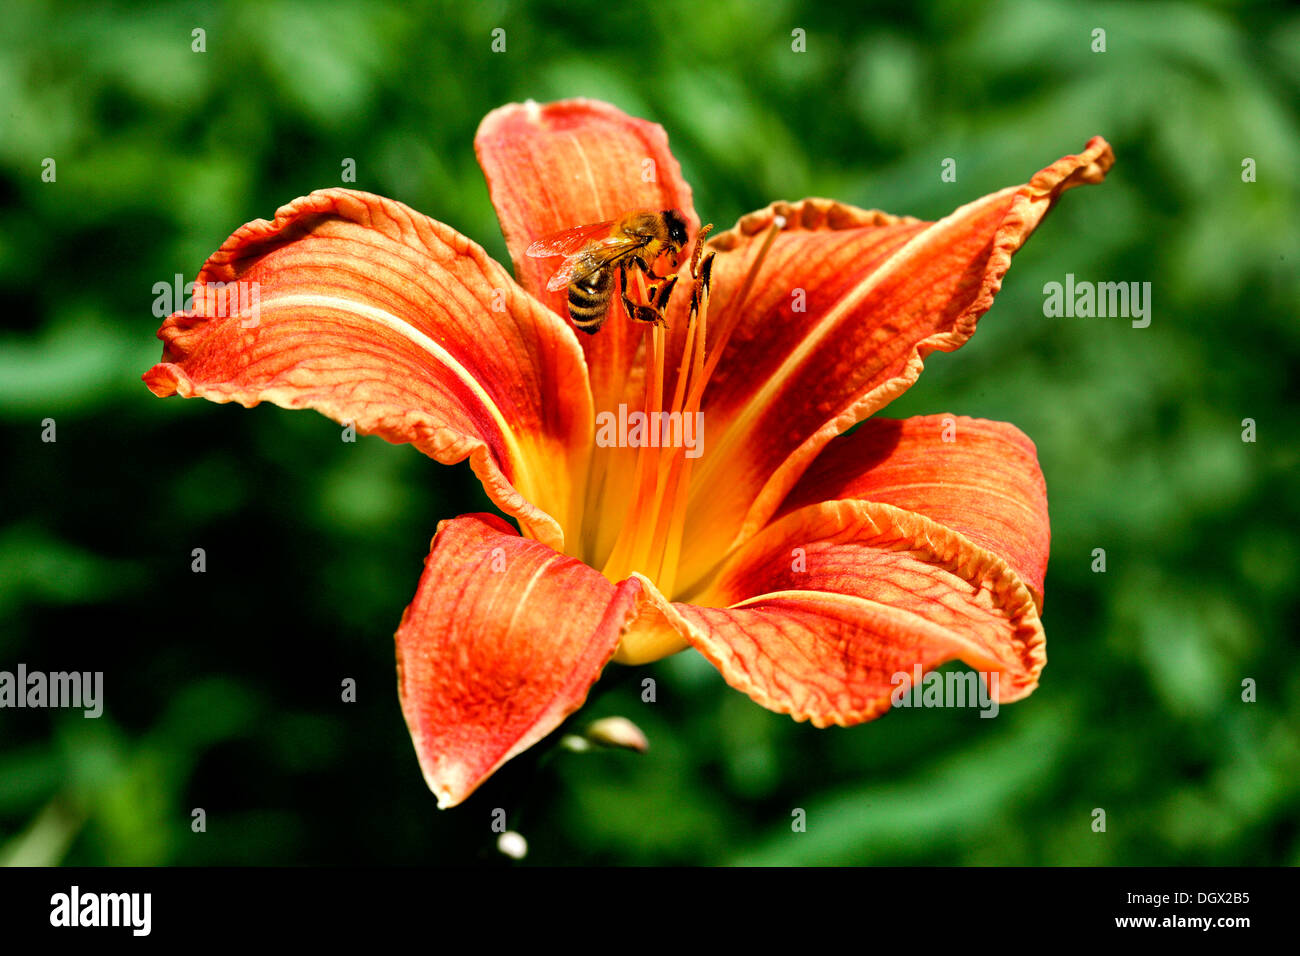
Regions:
[[1, 0, 1297, 865]]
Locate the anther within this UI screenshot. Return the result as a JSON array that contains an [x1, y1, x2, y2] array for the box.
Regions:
[[698, 252, 715, 296], [691, 224, 714, 278], [655, 274, 679, 313]]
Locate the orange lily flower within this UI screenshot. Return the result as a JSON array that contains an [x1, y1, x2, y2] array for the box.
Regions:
[[144, 99, 1113, 808]]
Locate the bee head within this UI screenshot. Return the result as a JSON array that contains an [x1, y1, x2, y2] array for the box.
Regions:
[[663, 209, 689, 254]]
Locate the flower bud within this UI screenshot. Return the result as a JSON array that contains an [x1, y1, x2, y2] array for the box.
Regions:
[[584, 716, 649, 753]]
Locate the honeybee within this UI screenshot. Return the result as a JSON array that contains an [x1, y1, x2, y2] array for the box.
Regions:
[[526, 209, 690, 334]]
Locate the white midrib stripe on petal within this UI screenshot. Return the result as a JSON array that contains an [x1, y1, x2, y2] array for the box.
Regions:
[[696, 185, 1020, 487], [264, 292, 530, 476]]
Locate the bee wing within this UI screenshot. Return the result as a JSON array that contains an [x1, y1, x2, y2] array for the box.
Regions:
[[544, 246, 617, 292], [542, 235, 650, 292], [525, 220, 617, 259], [545, 256, 587, 292]]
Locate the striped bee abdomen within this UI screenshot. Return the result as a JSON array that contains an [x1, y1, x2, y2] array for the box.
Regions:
[[567, 266, 615, 334]]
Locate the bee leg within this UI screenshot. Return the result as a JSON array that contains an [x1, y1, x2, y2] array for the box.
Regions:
[[628, 300, 668, 327], [619, 264, 639, 320], [620, 294, 649, 323], [621, 262, 671, 328], [619, 266, 659, 326], [634, 254, 675, 283], [624, 306, 665, 329]]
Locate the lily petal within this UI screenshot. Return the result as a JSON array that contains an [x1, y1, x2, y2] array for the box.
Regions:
[[778, 415, 1049, 607], [395, 513, 645, 808], [678, 138, 1113, 591], [143, 188, 590, 551], [660, 499, 1044, 727], [475, 98, 700, 413]]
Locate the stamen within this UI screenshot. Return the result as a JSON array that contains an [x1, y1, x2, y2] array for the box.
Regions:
[[654, 274, 679, 315], [691, 224, 714, 276], [652, 256, 711, 596], [625, 321, 667, 572], [600, 269, 664, 579], [597, 219, 745, 598], [629, 291, 702, 583]]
